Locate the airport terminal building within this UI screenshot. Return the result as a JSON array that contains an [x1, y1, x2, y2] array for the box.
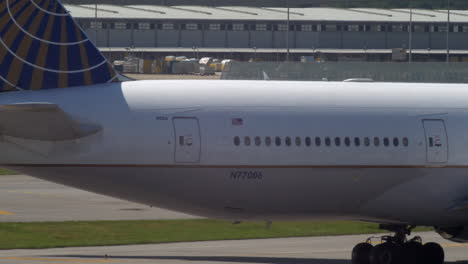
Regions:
[[65, 4, 468, 61]]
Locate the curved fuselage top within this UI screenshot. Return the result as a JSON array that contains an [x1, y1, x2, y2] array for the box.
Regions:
[[0, 80, 465, 165]]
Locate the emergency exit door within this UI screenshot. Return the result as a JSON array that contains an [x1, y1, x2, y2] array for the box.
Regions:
[[423, 120, 448, 163], [173, 118, 201, 163]]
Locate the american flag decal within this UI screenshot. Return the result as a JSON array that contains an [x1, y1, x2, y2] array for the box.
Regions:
[[232, 118, 243, 126]]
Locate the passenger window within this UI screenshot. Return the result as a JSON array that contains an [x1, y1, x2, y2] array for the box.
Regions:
[[344, 137, 351, 147], [325, 137, 331, 147], [255, 136, 261, 146], [383, 137, 390, 147], [335, 137, 341, 146], [265, 136, 272, 146], [234, 136, 240, 146], [374, 137, 380, 146], [354, 137, 360, 147], [364, 137, 370, 147], [295, 137, 301, 146], [393, 137, 399, 147], [315, 137, 321, 146], [305, 137, 311, 146], [245, 136, 251, 146], [403, 137, 409, 147], [275, 136, 282, 146], [285, 137, 291, 146]]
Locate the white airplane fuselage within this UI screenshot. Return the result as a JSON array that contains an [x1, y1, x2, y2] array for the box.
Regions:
[[1, 80, 468, 227]]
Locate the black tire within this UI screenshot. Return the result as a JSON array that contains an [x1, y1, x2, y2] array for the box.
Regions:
[[352, 243, 373, 264], [422, 242, 444, 264], [402, 241, 423, 264], [370, 243, 385, 264], [370, 243, 401, 264]]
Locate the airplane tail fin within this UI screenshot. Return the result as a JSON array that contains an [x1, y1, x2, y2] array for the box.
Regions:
[[0, 0, 119, 92]]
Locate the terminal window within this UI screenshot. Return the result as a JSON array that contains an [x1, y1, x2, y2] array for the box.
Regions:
[[209, 24, 221, 30], [277, 24, 288, 31], [392, 25, 404, 32], [185, 23, 199, 30], [162, 23, 174, 30], [301, 24, 313, 31], [429, 25, 449, 32], [256, 24, 267, 31], [233, 24, 245, 31], [370, 25, 382, 32], [138, 23, 150, 30], [347, 25, 360, 32], [90, 21, 102, 29], [437, 25, 448, 32], [114, 22, 127, 30]]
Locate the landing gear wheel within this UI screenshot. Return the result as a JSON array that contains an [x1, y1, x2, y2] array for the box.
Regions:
[[402, 241, 423, 264], [370, 242, 401, 264], [422, 242, 444, 264], [353, 226, 446, 264], [352, 243, 373, 264]]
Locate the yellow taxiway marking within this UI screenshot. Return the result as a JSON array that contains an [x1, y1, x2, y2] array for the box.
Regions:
[[4, 257, 119, 263], [442, 243, 468, 248], [7, 190, 59, 197], [0, 210, 13, 215]]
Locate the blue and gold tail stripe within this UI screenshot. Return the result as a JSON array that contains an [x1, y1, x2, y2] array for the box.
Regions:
[[0, 0, 119, 91]]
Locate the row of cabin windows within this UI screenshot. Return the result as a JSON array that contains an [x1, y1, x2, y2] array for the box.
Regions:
[[233, 136, 409, 148], [84, 22, 468, 33]]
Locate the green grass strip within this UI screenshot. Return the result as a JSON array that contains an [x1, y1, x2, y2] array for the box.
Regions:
[[0, 219, 432, 250], [0, 168, 18, 175]]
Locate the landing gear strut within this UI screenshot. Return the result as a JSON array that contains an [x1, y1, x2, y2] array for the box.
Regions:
[[352, 225, 444, 264]]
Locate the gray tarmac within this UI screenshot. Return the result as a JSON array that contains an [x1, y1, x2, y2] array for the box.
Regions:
[[1, 232, 468, 264], [0, 175, 197, 222]]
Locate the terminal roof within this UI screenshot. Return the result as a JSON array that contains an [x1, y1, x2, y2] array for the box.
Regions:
[[66, 5, 468, 23]]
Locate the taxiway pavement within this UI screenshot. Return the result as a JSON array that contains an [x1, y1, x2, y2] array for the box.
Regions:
[[1, 232, 468, 264], [0, 175, 197, 222]]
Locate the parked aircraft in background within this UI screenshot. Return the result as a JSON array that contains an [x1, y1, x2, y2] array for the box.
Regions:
[[1, 1, 467, 264]]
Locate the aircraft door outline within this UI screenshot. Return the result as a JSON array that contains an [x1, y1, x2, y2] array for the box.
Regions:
[[173, 117, 201, 163], [422, 119, 448, 164]]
